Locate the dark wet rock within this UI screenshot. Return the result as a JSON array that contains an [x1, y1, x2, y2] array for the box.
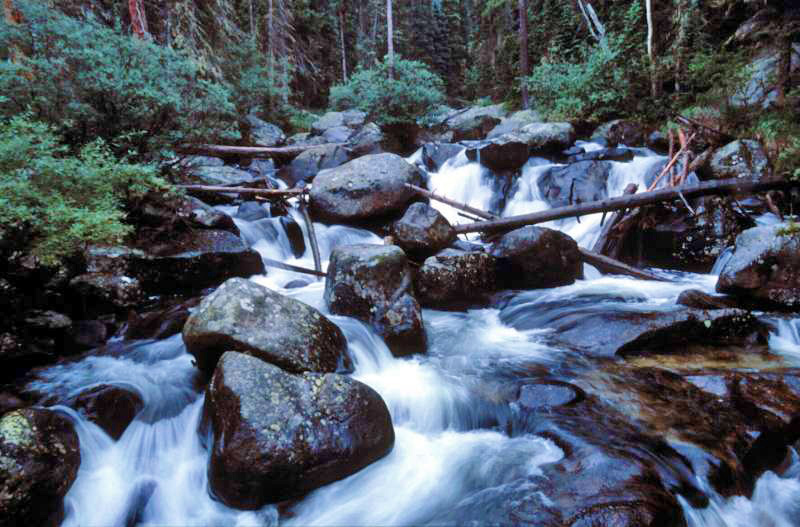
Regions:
[[516, 381, 583, 411], [421, 143, 463, 172], [391, 203, 456, 259], [285, 279, 310, 289], [486, 109, 543, 139], [647, 131, 669, 153], [0, 408, 80, 527], [518, 122, 576, 153], [415, 250, 497, 309], [123, 297, 201, 341], [0, 393, 25, 415], [709, 140, 771, 180], [71, 385, 143, 440], [281, 144, 352, 186], [23, 310, 72, 332], [244, 115, 285, 147], [538, 161, 612, 208], [310, 153, 424, 224], [279, 216, 306, 258], [183, 278, 350, 376], [490, 226, 582, 290], [676, 289, 741, 310], [181, 196, 239, 233], [562, 146, 585, 157], [67, 320, 108, 351], [592, 120, 647, 147], [716, 225, 800, 310], [348, 122, 384, 156], [465, 134, 530, 171], [69, 273, 145, 315], [236, 201, 270, 222], [325, 244, 426, 356], [442, 105, 507, 142], [205, 351, 394, 508], [567, 147, 634, 164]]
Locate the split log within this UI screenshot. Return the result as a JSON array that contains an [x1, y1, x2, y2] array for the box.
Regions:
[[453, 177, 800, 235], [175, 143, 345, 162], [262, 257, 326, 278], [592, 183, 637, 257], [579, 248, 671, 282], [405, 184, 498, 220], [177, 185, 305, 197]]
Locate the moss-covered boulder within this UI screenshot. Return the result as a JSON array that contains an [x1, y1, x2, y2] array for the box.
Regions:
[[325, 244, 427, 356], [205, 352, 394, 508], [0, 408, 80, 527], [490, 226, 582, 290], [183, 278, 350, 375]]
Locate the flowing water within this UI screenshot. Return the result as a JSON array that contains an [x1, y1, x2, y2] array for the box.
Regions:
[[25, 144, 800, 526]]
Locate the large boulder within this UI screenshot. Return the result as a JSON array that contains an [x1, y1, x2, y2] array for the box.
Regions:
[[717, 225, 800, 310], [443, 105, 507, 141], [421, 143, 463, 172], [70, 384, 143, 440], [325, 244, 426, 356], [183, 278, 350, 375], [348, 122, 384, 156], [0, 408, 81, 527], [245, 115, 286, 147], [205, 352, 394, 508], [591, 119, 647, 147], [391, 203, 456, 259], [709, 140, 771, 180], [518, 122, 576, 153], [486, 109, 543, 139], [538, 161, 612, 208], [310, 153, 424, 224], [465, 134, 531, 171], [566, 147, 634, 164], [311, 110, 366, 135], [415, 250, 497, 309], [280, 144, 352, 186], [490, 226, 582, 290], [69, 273, 145, 316]]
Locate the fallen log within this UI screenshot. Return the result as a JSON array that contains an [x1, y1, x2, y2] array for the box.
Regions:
[[299, 201, 323, 281], [176, 143, 345, 162], [261, 257, 326, 278], [453, 177, 800, 234], [405, 183, 498, 220], [591, 183, 637, 257], [579, 248, 671, 282], [178, 185, 305, 197]]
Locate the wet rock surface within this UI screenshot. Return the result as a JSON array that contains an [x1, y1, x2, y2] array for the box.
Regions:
[[325, 244, 426, 356], [0, 408, 81, 527], [518, 122, 576, 153], [205, 352, 394, 508], [465, 134, 531, 171], [421, 143, 463, 172], [490, 226, 582, 290], [391, 203, 456, 259], [184, 278, 350, 376], [538, 160, 612, 208], [415, 250, 497, 309], [592, 120, 647, 147], [281, 144, 352, 185], [70, 384, 143, 440]]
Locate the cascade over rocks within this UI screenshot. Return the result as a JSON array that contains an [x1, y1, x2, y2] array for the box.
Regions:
[[421, 143, 463, 172], [415, 249, 497, 309], [717, 225, 800, 310], [0, 408, 81, 527], [566, 147, 634, 164], [183, 278, 350, 375], [518, 122, 576, 153], [205, 351, 394, 508], [537, 161, 612, 208], [709, 140, 771, 180], [310, 153, 424, 223], [325, 244, 426, 356], [490, 226, 582, 290], [391, 203, 456, 259], [465, 133, 530, 171]]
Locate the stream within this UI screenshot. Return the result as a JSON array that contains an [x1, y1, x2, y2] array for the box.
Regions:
[[25, 143, 800, 526]]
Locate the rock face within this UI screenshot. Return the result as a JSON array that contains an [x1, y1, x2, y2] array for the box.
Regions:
[[709, 140, 771, 180], [391, 203, 456, 259], [325, 245, 426, 356], [71, 385, 143, 440], [518, 122, 576, 153], [245, 115, 286, 147], [281, 144, 352, 186], [311, 110, 366, 135], [490, 226, 582, 290], [415, 250, 497, 309], [421, 143, 463, 172], [731, 43, 800, 108], [205, 352, 394, 508], [538, 161, 612, 208], [0, 408, 81, 527], [183, 278, 350, 375], [310, 153, 424, 224], [465, 134, 530, 171], [487, 109, 542, 139], [717, 225, 800, 310], [443, 104, 507, 141]]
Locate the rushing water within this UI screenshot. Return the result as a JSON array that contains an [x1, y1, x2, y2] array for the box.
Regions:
[[26, 144, 800, 526]]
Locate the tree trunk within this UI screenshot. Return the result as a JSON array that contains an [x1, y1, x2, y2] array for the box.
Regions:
[[776, 29, 792, 106], [340, 9, 348, 82], [387, 0, 395, 78], [518, 0, 530, 109], [645, 0, 659, 97], [128, 0, 149, 40]]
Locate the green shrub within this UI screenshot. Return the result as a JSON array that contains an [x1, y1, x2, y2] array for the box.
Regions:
[[0, 115, 168, 264], [328, 57, 445, 127], [0, 2, 237, 157]]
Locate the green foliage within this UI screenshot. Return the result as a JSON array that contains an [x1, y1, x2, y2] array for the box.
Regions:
[[329, 57, 445, 127], [0, 115, 167, 264], [0, 2, 237, 157]]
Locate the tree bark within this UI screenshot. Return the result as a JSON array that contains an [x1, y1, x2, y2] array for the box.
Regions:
[[645, 0, 659, 97], [387, 0, 395, 77], [453, 177, 800, 234], [405, 184, 498, 220], [518, 0, 530, 109], [339, 9, 348, 82], [128, 0, 149, 40]]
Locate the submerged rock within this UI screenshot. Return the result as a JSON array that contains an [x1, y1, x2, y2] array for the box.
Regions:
[[0, 408, 81, 527], [717, 225, 800, 310], [310, 153, 424, 224], [71, 384, 143, 440], [490, 226, 582, 290], [391, 203, 456, 259], [415, 250, 497, 309], [325, 244, 426, 356], [183, 278, 350, 375], [205, 352, 394, 508]]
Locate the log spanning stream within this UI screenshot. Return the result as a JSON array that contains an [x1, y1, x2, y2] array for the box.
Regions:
[[26, 142, 800, 526]]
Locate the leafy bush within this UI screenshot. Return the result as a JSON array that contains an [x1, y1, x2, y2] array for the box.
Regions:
[[0, 115, 168, 264], [0, 2, 237, 156], [329, 57, 445, 127]]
